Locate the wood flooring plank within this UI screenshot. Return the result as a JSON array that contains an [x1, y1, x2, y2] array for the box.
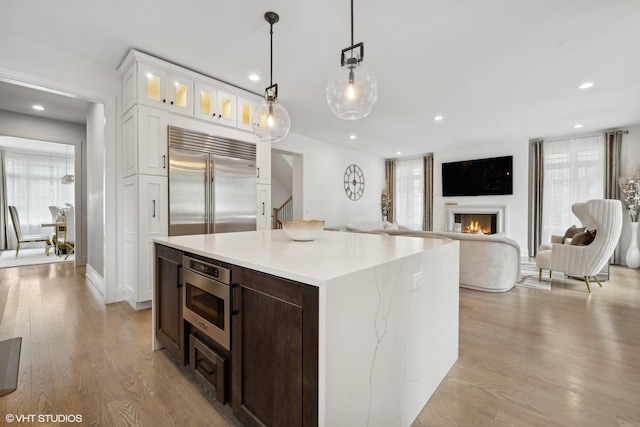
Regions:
[[0, 262, 639, 426]]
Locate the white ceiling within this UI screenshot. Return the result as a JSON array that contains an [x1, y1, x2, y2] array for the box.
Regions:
[[2, 0, 640, 159]]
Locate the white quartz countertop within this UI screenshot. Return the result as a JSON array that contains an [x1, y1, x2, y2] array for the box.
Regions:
[[154, 230, 454, 287]]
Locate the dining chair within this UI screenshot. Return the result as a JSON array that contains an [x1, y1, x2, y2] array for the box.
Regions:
[[8, 206, 52, 258], [56, 209, 75, 260]]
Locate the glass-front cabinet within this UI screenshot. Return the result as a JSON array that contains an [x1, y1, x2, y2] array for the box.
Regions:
[[137, 62, 193, 116], [194, 82, 237, 128], [216, 89, 236, 128], [237, 97, 258, 132]]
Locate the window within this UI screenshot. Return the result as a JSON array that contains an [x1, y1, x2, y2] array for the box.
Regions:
[[394, 158, 424, 230], [3, 146, 75, 246], [542, 135, 604, 243]]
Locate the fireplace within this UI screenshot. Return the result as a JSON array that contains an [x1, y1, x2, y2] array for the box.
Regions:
[[446, 205, 506, 235], [454, 213, 497, 234]]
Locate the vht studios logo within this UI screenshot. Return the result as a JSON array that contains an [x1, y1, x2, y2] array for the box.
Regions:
[[5, 414, 83, 423]]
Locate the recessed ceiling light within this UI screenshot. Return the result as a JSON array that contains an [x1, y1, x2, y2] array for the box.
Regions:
[[32, 105, 45, 111], [434, 115, 443, 121], [349, 135, 356, 140], [578, 82, 594, 89], [248, 74, 260, 81], [396, 151, 401, 155], [573, 124, 583, 128]]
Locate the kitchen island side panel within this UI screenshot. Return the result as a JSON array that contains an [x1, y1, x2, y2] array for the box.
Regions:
[[319, 240, 459, 427]]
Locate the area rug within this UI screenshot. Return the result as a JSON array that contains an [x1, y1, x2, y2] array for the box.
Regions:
[[0, 248, 74, 269], [0, 337, 21, 396], [517, 259, 553, 290]]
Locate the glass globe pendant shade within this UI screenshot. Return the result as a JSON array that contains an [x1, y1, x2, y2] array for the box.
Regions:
[[326, 53, 378, 120], [251, 98, 291, 143]]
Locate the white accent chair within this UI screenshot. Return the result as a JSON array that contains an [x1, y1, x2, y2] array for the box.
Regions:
[[536, 199, 622, 292]]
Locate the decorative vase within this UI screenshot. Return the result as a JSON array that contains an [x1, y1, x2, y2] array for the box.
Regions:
[[627, 222, 640, 269]]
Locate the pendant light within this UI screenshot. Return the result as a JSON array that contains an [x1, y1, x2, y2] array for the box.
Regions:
[[326, 0, 378, 120], [252, 11, 290, 143], [61, 145, 74, 184]]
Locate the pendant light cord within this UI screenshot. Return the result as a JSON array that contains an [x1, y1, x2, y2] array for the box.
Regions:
[[351, 0, 354, 48], [270, 22, 274, 87]]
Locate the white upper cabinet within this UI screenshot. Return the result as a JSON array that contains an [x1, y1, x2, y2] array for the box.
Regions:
[[194, 82, 236, 128], [122, 105, 168, 177], [237, 96, 258, 132], [216, 89, 237, 128], [136, 63, 194, 116], [256, 140, 271, 185], [120, 50, 262, 131]]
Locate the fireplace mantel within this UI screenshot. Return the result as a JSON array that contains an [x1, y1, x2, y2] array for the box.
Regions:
[[445, 204, 506, 234]]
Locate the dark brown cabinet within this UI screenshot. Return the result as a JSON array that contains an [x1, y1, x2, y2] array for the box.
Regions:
[[155, 244, 186, 365], [231, 266, 319, 427]]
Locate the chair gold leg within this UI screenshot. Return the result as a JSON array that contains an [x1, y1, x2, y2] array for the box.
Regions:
[[584, 276, 591, 293], [593, 276, 603, 287], [549, 270, 552, 279], [538, 268, 542, 282], [15, 242, 20, 258]]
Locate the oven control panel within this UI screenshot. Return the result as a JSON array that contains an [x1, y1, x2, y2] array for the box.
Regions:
[[183, 256, 231, 285]]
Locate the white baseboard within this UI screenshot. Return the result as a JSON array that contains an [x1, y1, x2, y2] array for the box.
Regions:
[[85, 264, 104, 295]]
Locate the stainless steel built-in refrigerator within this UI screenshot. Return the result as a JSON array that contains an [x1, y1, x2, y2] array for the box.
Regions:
[[168, 126, 257, 236]]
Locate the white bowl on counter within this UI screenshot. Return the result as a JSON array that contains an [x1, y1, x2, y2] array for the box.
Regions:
[[282, 220, 325, 241]]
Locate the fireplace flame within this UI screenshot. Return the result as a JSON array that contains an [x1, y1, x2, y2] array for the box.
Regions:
[[464, 221, 490, 234]]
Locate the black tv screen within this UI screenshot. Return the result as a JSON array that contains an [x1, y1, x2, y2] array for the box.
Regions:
[[442, 156, 513, 196]]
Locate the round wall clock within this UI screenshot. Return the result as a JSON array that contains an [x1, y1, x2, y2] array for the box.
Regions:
[[344, 164, 365, 201]]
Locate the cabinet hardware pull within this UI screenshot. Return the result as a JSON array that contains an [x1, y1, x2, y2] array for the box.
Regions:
[[218, 114, 222, 118], [162, 99, 166, 103], [162, 155, 166, 169], [257, 167, 260, 178], [231, 283, 240, 314], [262, 202, 265, 215], [170, 101, 174, 105], [152, 200, 156, 217]]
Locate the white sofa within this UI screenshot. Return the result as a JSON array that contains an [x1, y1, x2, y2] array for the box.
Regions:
[[344, 221, 410, 232], [366, 229, 521, 292]]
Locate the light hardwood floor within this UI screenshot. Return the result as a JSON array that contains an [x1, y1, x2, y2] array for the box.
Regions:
[[0, 263, 638, 426]]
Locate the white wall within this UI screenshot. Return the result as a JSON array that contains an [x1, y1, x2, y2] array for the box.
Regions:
[[275, 132, 386, 228], [433, 140, 530, 254], [619, 125, 640, 265], [0, 33, 120, 302], [0, 109, 85, 145], [271, 151, 293, 209], [86, 103, 105, 278]]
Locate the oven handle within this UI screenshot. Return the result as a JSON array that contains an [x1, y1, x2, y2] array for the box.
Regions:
[[231, 283, 240, 315]]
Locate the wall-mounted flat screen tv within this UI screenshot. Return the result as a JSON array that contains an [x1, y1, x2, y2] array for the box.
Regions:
[[442, 155, 513, 196]]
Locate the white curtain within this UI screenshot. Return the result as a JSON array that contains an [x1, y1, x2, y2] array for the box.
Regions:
[[4, 149, 75, 249], [542, 134, 604, 243], [394, 158, 424, 230]]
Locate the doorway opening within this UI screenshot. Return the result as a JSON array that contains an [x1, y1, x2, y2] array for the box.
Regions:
[[0, 136, 76, 268], [271, 148, 303, 228]]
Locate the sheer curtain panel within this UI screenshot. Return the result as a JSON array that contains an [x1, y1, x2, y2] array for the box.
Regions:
[[3, 150, 75, 249], [541, 135, 604, 245], [394, 158, 424, 230]]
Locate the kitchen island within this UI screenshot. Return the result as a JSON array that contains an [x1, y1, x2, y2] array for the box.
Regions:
[[153, 230, 459, 427]]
